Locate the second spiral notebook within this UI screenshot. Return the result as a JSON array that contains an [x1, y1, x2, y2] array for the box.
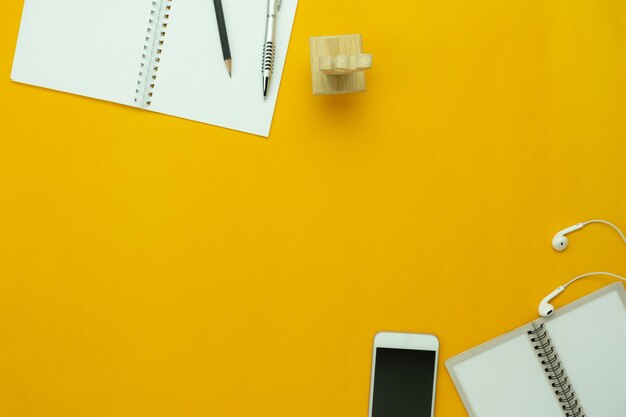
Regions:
[[11, 0, 298, 137], [446, 283, 626, 417]]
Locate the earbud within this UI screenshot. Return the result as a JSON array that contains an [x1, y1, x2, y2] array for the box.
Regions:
[[551, 223, 584, 251], [551, 220, 626, 252], [544, 221, 626, 316], [538, 286, 565, 317], [537, 272, 626, 317]]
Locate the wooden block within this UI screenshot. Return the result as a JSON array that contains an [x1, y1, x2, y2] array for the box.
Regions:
[[320, 54, 372, 75], [309, 34, 372, 95]]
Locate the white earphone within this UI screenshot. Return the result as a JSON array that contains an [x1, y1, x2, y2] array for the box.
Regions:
[[539, 220, 626, 317], [538, 272, 626, 317], [551, 219, 626, 251]]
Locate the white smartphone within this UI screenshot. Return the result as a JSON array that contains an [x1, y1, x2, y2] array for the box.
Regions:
[[368, 332, 439, 417]]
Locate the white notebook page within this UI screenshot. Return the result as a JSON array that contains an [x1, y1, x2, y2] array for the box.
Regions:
[[449, 331, 563, 417], [11, 0, 153, 106], [545, 287, 626, 417], [149, 0, 298, 136]]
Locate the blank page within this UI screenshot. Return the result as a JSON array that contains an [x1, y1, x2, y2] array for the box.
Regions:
[[545, 285, 626, 417], [447, 330, 563, 417], [149, 0, 298, 136], [12, 0, 153, 106]]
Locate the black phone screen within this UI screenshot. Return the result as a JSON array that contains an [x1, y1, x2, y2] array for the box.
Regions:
[[371, 347, 436, 417]]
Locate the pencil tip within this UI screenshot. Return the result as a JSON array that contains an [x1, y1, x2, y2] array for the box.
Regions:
[[225, 59, 232, 77]]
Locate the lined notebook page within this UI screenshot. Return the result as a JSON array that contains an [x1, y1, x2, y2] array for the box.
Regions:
[[545, 286, 626, 417], [149, 0, 298, 136], [11, 0, 153, 106], [448, 330, 563, 417]]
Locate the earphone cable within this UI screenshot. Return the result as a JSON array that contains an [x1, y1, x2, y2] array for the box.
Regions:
[[564, 271, 626, 288], [581, 219, 626, 245]]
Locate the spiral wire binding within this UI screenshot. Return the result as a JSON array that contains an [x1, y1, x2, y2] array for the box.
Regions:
[[527, 323, 585, 417], [134, 0, 172, 108]]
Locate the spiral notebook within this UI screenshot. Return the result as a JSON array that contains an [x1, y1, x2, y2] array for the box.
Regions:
[[446, 283, 626, 417], [11, 0, 298, 137]]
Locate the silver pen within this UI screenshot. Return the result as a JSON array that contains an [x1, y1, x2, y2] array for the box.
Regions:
[[262, 0, 280, 98]]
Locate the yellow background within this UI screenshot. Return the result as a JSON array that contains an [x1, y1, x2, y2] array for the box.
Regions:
[[1, 1, 625, 416]]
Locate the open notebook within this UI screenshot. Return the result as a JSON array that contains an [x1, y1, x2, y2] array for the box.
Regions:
[[11, 0, 298, 137], [446, 283, 626, 417]]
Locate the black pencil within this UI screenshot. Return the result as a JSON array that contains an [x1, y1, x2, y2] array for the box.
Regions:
[[212, 0, 232, 76]]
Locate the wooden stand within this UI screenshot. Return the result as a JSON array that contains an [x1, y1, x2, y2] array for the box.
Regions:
[[310, 35, 372, 95]]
